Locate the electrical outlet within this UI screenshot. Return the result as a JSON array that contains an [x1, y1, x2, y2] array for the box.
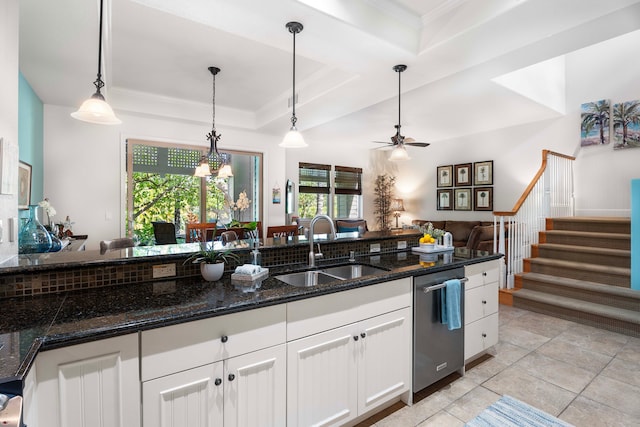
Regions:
[[153, 281, 177, 295], [8, 217, 17, 242], [370, 243, 381, 253], [397, 240, 407, 250], [153, 263, 176, 279]]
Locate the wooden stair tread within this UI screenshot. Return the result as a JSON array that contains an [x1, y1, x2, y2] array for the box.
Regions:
[[518, 272, 640, 299], [514, 289, 640, 323], [542, 230, 630, 239], [535, 243, 630, 257], [549, 216, 630, 224], [526, 257, 630, 276]]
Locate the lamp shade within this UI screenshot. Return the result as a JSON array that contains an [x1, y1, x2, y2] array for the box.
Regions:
[[280, 127, 307, 148], [389, 144, 411, 161], [390, 198, 405, 212], [217, 163, 233, 178], [194, 161, 211, 177], [71, 93, 122, 125]]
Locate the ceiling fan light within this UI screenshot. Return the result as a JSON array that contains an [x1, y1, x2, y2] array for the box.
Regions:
[[71, 93, 122, 125], [389, 144, 411, 161], [280, 126, 308, 148]]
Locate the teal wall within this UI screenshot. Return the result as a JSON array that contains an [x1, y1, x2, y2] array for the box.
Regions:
[[632, 179, 639, 290], [18, 72, 44, 216]]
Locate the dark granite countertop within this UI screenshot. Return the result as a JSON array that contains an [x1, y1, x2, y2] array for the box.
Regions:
[[0, 248, 501, 386]]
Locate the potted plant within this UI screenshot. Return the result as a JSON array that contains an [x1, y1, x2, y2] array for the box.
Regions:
[[184, 248, 241, 281]]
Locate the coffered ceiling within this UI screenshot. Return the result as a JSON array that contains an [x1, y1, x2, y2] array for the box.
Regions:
[[18, 0, 640, 140]]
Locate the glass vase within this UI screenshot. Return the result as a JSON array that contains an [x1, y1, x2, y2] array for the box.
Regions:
[[19, 205, 53, 254]]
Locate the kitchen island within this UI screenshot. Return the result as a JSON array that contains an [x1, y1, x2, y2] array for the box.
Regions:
[[0, 232, 502, 426]]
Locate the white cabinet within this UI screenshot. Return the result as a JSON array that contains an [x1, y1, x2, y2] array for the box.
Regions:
[[142, 345, 286, 427], [464, 260, 500, 362], [141, 304, 287, 427], [286, 278, 412, 427], [34, 333, 140, 427]]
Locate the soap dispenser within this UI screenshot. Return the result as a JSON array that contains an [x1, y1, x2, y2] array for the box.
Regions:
[[443, 232, 453, 248]]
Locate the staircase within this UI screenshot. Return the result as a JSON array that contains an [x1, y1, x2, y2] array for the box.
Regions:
[[512, 217, 640, 337]]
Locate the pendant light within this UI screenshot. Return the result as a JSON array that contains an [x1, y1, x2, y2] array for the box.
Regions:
[[280, 21, 308, 148], [71, 0, 121, 125], [195, 66, 233, 178]]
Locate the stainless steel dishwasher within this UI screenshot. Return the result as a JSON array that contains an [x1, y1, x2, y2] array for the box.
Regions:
[[413, 268, 466, 392]]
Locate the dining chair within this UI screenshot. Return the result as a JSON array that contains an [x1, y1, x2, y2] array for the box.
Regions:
[[220, 230, 239, 244], [266, 225, 299, 238], [185, 222, 217, 243], [152, 221, 177, 245], [99, 237, 135, 253]]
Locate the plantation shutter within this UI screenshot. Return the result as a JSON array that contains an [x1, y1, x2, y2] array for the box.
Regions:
[[299, 163, 331, 194], [334, 166, 362, 195]]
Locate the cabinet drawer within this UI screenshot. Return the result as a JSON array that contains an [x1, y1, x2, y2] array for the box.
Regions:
[[464, 312, 499, 361], [464, 282, 499, 325], [465, 260, 499, 290], [287, 278, 412, 341], [141, 304, 286, 381]]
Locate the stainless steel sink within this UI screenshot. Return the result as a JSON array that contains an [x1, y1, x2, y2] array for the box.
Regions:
[[322, 264, 388, 279], [275, 270, 344, 287], [275, 264, 388, 287]]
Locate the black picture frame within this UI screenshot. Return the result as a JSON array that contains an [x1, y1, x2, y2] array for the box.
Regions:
[[454, 188, 472, 211], [454, 163, 472, 186], [437, 165, 453, 187], [474, 187, 493, 211], [18, 161, 32, 210], [437, 189, 453, 210], [473, 160, 493, 186]]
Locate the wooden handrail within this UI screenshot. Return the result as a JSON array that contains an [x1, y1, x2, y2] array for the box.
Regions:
[[493, 150, 575, 216]]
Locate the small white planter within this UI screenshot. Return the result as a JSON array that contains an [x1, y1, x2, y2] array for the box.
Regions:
[[201, 262, 225, 281]]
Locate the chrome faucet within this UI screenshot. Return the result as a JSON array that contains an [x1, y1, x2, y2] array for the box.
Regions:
[[308, 214, 336, 267]]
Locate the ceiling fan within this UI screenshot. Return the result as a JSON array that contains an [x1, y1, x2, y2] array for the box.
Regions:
[[374, 64, 429, 160]]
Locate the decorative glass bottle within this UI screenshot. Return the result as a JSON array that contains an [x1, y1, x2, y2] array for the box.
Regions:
[[19, 205, 53, 254]]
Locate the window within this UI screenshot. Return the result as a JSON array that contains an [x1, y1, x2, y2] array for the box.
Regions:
[[298, 162, 362, 219], [334, 166, 362, 219], [126, 139, 262, 244]]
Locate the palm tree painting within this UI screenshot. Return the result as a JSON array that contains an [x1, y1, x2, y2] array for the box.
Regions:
[[581, 99, 610, 146], [612, 100, 640, 150]]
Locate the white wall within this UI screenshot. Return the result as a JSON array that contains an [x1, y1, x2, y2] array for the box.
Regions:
[[0, 0, 20, 263], [286, 30, 640, 229], [44, 105, 286, 250]]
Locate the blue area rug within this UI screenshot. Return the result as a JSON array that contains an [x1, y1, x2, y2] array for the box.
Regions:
[[465, 395, 574, 427]]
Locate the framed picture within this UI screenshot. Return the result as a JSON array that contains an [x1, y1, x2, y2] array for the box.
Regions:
[[474, 187, 493, 211], [436, 165, 453, 187], [437, 189, 453, 210], [473, 160, 493, 186], [18, 161, 32, 210], [454, 188, 472, 210], [454, 163, 472, 186]]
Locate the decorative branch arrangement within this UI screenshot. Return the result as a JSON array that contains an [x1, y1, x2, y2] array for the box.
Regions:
[[373, 174, 396, 231]]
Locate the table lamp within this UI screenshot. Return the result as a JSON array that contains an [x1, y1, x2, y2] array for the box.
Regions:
[[390, 198, 405, 228]]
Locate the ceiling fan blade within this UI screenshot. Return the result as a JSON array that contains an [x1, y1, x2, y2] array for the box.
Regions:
[[372, 141, 392, 144], [405, 142, 430, 147], [404, 137, 415, 143]]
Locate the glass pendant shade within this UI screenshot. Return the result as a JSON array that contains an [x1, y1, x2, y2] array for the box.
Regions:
[[194, 160, 211, 177], [280, 126, 307, 148], [71, 93, 122, 125], [217, 163, 233, 178], [389, 144, 411, 161]]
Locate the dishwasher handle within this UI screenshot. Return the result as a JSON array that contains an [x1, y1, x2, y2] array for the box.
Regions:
[[423, 277, 468, 293]]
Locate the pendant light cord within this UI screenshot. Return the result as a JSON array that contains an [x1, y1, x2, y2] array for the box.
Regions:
[[206, 67, 222, 159], [291, 27, 297, 127], [93, 0, 105, 95], [397, 67, 401, 134]]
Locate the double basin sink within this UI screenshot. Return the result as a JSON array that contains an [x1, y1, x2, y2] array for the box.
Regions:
[[275, 264, 388, 287]]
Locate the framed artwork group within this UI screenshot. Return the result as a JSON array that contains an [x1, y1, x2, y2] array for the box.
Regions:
[[437, 160, 493, 211]]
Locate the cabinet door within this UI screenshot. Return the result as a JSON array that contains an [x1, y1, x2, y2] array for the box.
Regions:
[[142, 362, 223, 427], [287, 325, 357, 427], [358, 307, 411, 415], [35, 334, 140, 427], [224, 344, 286, 427], [464, 312, 499, 361]]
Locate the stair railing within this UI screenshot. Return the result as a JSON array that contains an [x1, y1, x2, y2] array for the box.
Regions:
[[493, 150, 575, 289]]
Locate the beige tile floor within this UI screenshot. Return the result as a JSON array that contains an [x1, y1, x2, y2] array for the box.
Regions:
[[372, 305, 640, 426]]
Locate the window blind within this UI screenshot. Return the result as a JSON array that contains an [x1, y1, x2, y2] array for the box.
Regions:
[[299, 163, 331, 194], [335, 166, 362, 195]]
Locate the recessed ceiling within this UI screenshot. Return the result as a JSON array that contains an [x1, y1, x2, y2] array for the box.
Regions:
[[18, 0, 640, 139]]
